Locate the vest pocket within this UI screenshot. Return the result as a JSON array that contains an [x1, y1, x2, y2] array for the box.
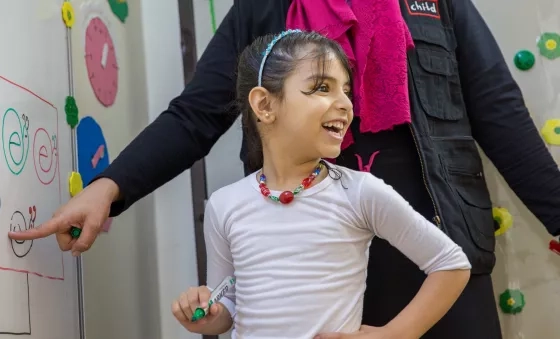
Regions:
[[451, 172, 496, 253], [408, 24, 464, 121], [412, 47, 464, 121]]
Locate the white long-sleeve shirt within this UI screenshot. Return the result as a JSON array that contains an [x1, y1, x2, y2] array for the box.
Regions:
[[204, 165, 471, 339]]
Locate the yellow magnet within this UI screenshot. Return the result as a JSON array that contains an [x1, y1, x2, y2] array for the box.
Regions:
[[493, 207, 513, 236], [541, 119, 560, 145], [61, 1, 75, 28], [69, 171, 83, 197]]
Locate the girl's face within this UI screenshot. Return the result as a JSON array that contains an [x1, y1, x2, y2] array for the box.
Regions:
[[269, 51, 353, 161]]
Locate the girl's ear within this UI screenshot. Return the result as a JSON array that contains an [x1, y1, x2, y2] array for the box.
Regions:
[[248, 87, 275, 124]]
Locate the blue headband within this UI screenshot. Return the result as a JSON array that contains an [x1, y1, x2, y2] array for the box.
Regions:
[[257, 29, 302, 87]]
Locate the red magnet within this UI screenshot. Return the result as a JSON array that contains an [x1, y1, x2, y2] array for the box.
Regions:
[[549, 239, 560, 255]]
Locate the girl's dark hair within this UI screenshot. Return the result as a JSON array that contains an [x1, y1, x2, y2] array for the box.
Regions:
[[236, 30, 353, 173]]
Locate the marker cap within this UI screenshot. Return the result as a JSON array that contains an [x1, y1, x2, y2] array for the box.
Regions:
[[191, 308, 206, 322], [70, 226, 82, 238]]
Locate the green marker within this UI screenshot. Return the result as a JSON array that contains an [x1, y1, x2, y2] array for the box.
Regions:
[[69, 226, 81, 238], [191, 276, 236, 322]]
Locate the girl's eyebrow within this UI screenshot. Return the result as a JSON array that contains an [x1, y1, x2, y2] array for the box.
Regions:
[[304, 74, 350, 86]]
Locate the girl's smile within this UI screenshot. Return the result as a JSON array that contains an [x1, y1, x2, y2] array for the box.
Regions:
[[322, 119, 347, 140]]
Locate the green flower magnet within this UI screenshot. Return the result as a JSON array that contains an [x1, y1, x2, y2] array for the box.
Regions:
[[499, 288, 525, 315], [108, 0, 128, 23], [537, 32, 560, 59], [65, 95, 79, 129]]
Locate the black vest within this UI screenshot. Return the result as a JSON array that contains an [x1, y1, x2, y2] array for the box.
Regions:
[[400, 0, 496, 274]]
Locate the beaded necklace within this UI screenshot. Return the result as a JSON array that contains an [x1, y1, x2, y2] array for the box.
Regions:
[[258, 162, 324, 204]]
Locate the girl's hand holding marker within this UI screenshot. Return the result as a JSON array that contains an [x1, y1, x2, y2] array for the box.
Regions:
[[172, 276, 235, 334]]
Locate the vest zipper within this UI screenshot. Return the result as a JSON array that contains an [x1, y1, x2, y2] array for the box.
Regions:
[[408, 124, 442, 228]]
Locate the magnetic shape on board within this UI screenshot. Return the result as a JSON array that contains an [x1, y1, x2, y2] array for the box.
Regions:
[[549, 239, 560, 255], [65, 96, 79, 129], [499, 289, 525, 315], [69, 171, 83, 197], [108, 0, 128, 23], [537, 32, 560, 59], [85, 17, 119, 107], [541, 119, 560, 145], [77, 116, 113, 232], [102, 218, 113, 232], [61, 1, 75, 28], [493, 207, 513, 236], [209, 0, 217, 33], [513, 50, 535, 71], [76, 116, 110, 186]]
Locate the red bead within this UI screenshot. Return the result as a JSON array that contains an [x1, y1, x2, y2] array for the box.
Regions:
[[279, 191, 294, 204], [260, 187, 270, 196], [302, 177, 313, 188]]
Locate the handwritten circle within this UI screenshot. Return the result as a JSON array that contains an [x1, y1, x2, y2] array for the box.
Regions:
[[33, 128, 58, 185], [10, 211, 33, 258], [2, 108, 30, 175]]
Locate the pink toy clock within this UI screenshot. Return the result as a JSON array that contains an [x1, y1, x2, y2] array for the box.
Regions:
[[85, 17, 119, 107]]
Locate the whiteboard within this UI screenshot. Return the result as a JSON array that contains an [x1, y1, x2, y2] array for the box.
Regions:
[[0, 1, 81, 338]]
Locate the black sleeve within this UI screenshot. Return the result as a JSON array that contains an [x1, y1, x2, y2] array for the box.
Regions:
[[452, 0, 560, 236], [96, 6, 241, 216]]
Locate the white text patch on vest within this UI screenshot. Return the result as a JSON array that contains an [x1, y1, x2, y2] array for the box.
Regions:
[[405, 0, 440, 19]]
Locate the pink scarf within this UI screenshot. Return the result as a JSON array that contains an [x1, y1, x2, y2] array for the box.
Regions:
[[286, 0, 414, 149]]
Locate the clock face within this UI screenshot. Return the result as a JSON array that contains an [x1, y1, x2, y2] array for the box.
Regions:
[[85, 17, 118, 107]]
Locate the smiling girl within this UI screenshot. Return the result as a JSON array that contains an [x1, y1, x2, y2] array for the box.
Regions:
[[172, 30, 471, 339]]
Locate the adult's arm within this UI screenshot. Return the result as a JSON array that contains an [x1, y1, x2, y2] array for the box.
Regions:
[[97, 5, 242, 216], [453, 0, 560, 236]]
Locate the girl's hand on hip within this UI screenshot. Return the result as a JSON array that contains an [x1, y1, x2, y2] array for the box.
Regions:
[[314, 325, 402, 339]]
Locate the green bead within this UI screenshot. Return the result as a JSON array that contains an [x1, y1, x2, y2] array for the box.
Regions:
[[269, 196, 279, 202], [554, 127, 560, 135], [499, 288, 525, 314], [293, 185, 303, 194], [513, 50, 535, 71]]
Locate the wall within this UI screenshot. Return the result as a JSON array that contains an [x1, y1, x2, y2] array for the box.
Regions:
[[472, 0, 560, 338], [196, 1, 560, 339], [73, 0, 199, 338]]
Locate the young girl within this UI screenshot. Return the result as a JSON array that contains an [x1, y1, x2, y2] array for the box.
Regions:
[[172, 30, 471, 339]]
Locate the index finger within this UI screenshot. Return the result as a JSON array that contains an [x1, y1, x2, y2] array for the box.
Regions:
[[8, 216, 67, 241]]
